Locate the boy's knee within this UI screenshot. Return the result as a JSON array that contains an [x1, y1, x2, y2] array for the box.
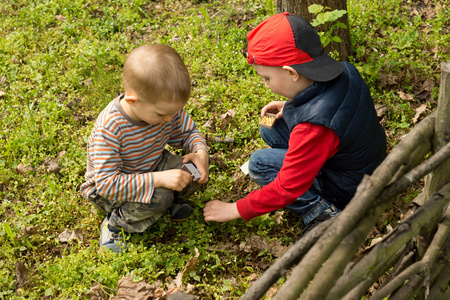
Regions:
[[248, 151, 265, 178], [150, 188, 175, 213]]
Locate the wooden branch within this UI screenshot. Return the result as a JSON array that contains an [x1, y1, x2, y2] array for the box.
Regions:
[[390, 139, 431, 184], [370, 203, 450, 300], [339, 246, 405, 300], [239, 219, 332, 300], [295, 142, 450, 299], [379, 249, 416, 289], [272, 112, 436, 300], [427, 240, 450, 299], [421, 61, 450, 201], [389, 274, 425, 300], [329, 182, 450, 299]]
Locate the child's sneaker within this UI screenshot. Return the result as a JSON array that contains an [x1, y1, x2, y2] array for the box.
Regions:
[[170, 203, 193, 222], [100, 216, 127, 253], [301, 204, 340, 235]]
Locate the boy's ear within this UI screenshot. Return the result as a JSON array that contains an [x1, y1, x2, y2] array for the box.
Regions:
[[282, 66, 300, 82], [124, 93, 139, 106]]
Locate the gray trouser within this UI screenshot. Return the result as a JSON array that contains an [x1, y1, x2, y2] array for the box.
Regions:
[[88, 150, 200, 233]]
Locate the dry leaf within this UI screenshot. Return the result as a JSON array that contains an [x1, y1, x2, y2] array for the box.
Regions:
[[80, 78, 93, 86], [248, 273, 259, 282], [398, 91, 414, 101], [273, 211, 284, 225], [166, 292, 195, 300], [413, 103, 428, 123], [374, 104, 388, 118], [175, 248, 200, 287], [15, 261, 29, 289], [203, 118, 215, 132], [0, 91, 5, 97], [240, 235, 268, 253], [421, 78, 435, 92], [16, 163, 34, 175], [46, 161, 61, 173], [84, 284, 106, 300], [58, 229, 83, 243], [112, 277, 158, 300], [43, 155, 63, 173], [55, 15, 65, 21], [218, 109, 236, 129]]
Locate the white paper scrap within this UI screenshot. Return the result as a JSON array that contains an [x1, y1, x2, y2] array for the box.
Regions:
[[240, 160, 250, 175]]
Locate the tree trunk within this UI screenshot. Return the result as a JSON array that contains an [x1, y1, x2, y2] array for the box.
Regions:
[[276, 0, 351, 61]]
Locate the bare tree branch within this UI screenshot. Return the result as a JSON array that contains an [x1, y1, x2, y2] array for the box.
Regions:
[[272, 113, 436, 300], [240, 219, 332, 300], [371, 203, 450, 300]]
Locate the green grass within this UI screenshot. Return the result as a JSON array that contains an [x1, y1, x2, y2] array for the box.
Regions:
[[0, 0, 449, 298]]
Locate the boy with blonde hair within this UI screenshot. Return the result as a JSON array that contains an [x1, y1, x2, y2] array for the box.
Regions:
[[81, 44, 209, 252], [204, 13, 386, 233]]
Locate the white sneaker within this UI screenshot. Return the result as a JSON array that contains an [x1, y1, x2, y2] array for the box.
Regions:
[[100, 216, 127, 253]]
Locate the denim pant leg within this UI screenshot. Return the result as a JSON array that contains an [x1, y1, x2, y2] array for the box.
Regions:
[[259, 117, 291, 149], [250, 118, 331, 225]]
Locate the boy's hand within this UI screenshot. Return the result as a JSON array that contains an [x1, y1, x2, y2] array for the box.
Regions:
[[183, 149, 209, 184], [261, 101, 286, 119], [204, 201, 241, 222], [152, 169, 192, 191]]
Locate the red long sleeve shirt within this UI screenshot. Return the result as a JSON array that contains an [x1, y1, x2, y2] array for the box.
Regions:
[[236, 122, 340, 221]]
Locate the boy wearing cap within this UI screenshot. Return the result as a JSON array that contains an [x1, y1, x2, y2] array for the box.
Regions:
[[204, 13, 386, 231]]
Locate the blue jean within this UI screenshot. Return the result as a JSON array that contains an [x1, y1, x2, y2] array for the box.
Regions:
[[248, 118, 331, 225]]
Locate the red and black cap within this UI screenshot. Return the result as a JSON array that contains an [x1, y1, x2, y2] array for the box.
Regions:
[[246, 12, 345, 82]]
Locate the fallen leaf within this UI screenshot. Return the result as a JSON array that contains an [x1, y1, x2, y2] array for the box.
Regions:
[[15, 261, 29, 289], [42, 156, 62, 173], [55, 15, 65, 21], [414, 89, 431, 102], [16, 163, 34, 175], [84, 284, 106, 300], [46, 161, 61, 173], [273, 211, 284, 225], [240, 235, 268, 253], [82, 78, 93, 86], [421, 78, 435, 92], [218, 109, 236, 129], [413, 103, 428, 123], [248, 273, 259, 282], [203, 118, 215, 132], [175, 248, 200, 287], [377, 74, 398, 86], [111, 277, 158, 300], [25, 225, 41, 235], [166, 292, 195, 300], [0, 75, 6, 84], [398, 91, 414, 101], [374, 104, 388, 118], [58, 229, 83, 243], [0, 91, 5, 97], [170, 36, 182, 43]]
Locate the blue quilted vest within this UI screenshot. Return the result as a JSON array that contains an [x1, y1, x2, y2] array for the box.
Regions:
[[283, 62, 386, 208]]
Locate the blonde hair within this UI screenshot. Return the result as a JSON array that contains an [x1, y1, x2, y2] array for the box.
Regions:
[[122, 44, 191, 104]]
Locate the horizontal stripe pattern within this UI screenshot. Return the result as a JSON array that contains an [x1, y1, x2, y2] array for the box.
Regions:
[[81, 96, 208, 204]]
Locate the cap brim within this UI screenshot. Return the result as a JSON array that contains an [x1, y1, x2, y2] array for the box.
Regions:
[[290, 53, 345, 82]]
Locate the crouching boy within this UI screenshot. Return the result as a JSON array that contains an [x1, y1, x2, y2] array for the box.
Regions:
[[204, 13, 386, 232], [81, 44, 209, 252]]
